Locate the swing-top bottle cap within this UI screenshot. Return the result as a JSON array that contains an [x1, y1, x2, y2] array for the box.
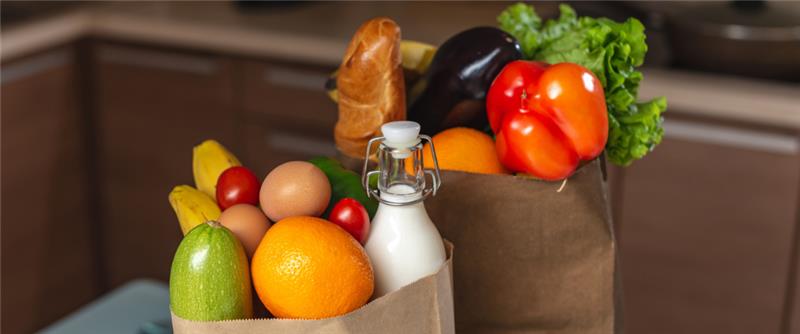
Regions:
[[381, 121, 421, 149], [362, 120, 442, 205]]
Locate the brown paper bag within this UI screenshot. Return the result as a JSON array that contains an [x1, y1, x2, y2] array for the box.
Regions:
[[425, 159, 621, 334], [171, 242, 455, 334]]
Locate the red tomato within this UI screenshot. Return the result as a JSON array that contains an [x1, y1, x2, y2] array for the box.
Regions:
[[216, 166, 260, 210], [328, 198, 370, 244]]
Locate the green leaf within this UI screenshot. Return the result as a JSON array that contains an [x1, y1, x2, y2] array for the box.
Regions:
[[606, 97, 667, 166], [498, 3, 542, 58]]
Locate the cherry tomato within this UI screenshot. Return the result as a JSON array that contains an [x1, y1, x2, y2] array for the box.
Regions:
[[328, 198, 370, 244], [216, 166, 260, 210]]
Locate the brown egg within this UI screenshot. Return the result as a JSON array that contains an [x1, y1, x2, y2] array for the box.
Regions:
[[218, 204, 271, 258], [259, 161, 331, 222]]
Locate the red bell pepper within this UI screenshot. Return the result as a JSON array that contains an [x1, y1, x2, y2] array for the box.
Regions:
[[487, 61, 608, 180]]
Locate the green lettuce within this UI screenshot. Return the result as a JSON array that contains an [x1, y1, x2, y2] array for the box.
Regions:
[[498, 3, 667, 166]]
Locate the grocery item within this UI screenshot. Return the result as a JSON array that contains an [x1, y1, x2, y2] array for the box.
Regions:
[[170, 221, 253, 321], [335, 17, 405, 158], [216, 166, 260, 210], [487, 61, 608, 180], [325, 40, 437, 104], [218, 204, 271, 258], [399, 40, 437, 75], [408, 127, 506, 175], [498, 3, 667, 166], [251, 216, 374, 319], [406, 27, 522, 135], [259, 161, 331, 222], [168, 185, 222, 235], [328, 198, 371, 244], [193, 140, 241, 197], [309, 157, 379, 218], [363, 121, 446, 298]]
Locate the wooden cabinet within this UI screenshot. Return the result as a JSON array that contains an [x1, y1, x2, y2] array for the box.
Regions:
[[1, 48, 97, 333], [239, 60, 337, 175], [792, 264, 800, 333], [789, 230, 800, 334], [92, 43, 239, 287], [617, 115, 800, 334]]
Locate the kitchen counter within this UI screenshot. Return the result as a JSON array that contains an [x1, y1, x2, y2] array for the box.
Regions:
[[3, 2, 799, 130], [1, 2, 527, 65]]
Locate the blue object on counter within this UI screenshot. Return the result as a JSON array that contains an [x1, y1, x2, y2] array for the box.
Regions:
[[38, 279, 171, 334]]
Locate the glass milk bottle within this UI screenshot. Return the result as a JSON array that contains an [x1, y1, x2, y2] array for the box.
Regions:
[[361, 121, 446, 298]]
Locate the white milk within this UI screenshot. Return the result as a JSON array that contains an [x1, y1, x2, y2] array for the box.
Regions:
[[365, 184, 446, 297]]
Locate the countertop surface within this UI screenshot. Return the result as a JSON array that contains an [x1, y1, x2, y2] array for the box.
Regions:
[[38, 279, 169, 334], [2, 2, 530, 65], [2, 2, 799, 130]]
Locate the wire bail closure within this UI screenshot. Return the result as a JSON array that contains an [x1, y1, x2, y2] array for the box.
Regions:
[[361, 134, 442, 206]]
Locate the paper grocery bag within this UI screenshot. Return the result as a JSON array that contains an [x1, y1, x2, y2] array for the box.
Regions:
[[425, 159, 621, 334], [171, 242, 455, 334]]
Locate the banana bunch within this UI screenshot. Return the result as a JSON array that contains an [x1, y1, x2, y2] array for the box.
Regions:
[[169, 139, 241, 234], [169, 185, 221, 235], [193, 140, 241, 197], [326, 40, 437, 103]]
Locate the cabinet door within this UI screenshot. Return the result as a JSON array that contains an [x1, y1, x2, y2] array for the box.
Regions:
[[790, 234, 800, 334], [93, 43, 239, 287], [619, 116, 799, 334], [240, 60, 337, 175], [1, 48, 96, 333], [243, 123, 338, 176]]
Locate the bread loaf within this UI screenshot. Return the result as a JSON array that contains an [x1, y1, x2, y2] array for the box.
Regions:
[[335, 17, 406, 158]]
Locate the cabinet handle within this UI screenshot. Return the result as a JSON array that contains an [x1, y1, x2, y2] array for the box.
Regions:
[[1, 49, 71, 85], [265, 131, 337, 157], [664, 119, 799, 155], [97, 46, 217, 75], [263, 67, 328, 92]]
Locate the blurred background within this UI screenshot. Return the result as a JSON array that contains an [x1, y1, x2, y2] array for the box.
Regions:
[[1, 1, 799, 333]]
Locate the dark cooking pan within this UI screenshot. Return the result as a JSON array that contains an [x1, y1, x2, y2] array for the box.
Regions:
[[665, 1, 800, 81]]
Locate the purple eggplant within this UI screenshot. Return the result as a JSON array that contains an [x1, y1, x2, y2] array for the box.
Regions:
[[407, 27, 522, 134]]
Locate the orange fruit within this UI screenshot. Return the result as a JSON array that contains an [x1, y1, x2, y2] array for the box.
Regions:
[[250, 216, 374, 319], [408, 127, 507, 175]]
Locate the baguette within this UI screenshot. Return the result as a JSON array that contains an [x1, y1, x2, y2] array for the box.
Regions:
[[335, 17, 406, 158]]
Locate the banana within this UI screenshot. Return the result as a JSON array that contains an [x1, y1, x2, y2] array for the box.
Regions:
[[169, 185, 222, 235], [192, 139, 241, 198], [400, 40, 437, 74], [325, 40, 437, 103]]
